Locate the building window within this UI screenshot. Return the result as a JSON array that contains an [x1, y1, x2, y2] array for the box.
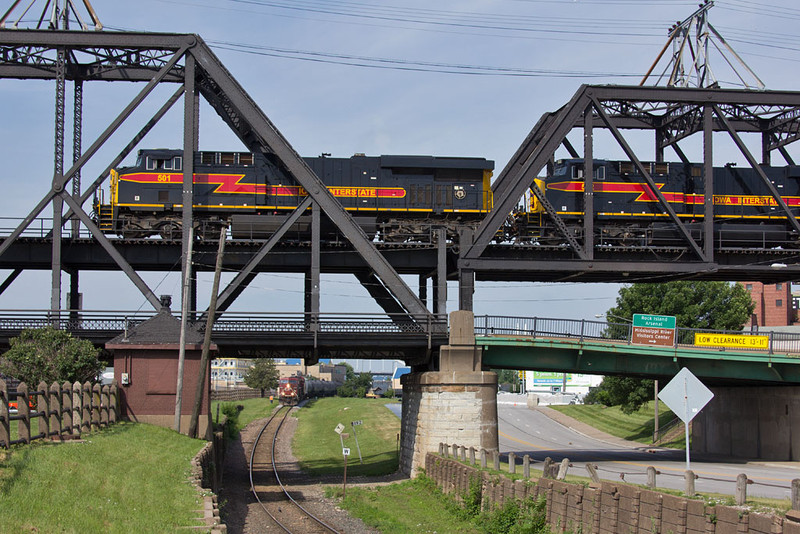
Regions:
[[745, 284, 753, 291], [777, 299, 783, 307], [777, 283, 783, 290]]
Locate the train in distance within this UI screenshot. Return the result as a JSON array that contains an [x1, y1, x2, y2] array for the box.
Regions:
[[278, 375, 337, 406], [93, 149, 800, 249]]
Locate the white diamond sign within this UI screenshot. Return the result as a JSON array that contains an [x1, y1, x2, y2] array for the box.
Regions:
[[658, 367, 714, 423], [657, 367, 714, 471]]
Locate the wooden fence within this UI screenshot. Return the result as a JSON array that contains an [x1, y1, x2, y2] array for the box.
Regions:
[[0, 378, 118, 448], [210, 388, 267, 402]]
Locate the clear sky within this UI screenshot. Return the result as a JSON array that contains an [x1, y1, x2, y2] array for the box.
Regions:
[[0, 0, 798, 319]]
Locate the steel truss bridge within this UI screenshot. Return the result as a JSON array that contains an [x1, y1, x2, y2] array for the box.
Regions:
[[2, 29, 800, 341]]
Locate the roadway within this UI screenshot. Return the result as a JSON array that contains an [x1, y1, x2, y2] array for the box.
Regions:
[[497, 393, 798, 500]]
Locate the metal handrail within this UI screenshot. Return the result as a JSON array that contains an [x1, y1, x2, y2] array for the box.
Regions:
[[475, 315, 800, 357]]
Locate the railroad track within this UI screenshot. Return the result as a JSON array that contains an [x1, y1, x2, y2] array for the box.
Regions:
[[249, 404, 341, 534]]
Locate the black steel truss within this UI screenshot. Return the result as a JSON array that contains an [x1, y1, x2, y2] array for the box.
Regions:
[[0, 29, 431, 327], [459, 84, 800, 307]]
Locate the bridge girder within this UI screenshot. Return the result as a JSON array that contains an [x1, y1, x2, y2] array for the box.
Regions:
[[0, 29, 432, 327]]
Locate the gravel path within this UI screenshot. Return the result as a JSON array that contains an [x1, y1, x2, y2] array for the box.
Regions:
[[218, 411, 405, 533]]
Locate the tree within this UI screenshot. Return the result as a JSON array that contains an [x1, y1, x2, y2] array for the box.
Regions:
[[243, 358, 279, 397], [337, 371, 373, 398], [590, 281, 754, 413], [0, 327, 104, 387]]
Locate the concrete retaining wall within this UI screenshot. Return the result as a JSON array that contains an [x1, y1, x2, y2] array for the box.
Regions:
[[426, 453, 800, 534]]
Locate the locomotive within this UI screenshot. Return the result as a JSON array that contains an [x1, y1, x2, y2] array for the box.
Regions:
[[516, 158, 800, 248], [95, 149, 494, 242], [278, 375, 338, 405]]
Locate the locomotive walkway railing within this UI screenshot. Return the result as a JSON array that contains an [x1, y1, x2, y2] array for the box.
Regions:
[[475, 315, 800, 357]]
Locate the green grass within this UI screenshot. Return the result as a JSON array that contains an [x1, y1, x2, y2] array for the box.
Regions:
[[335, 475, 482, 533], [0, 422, 207, 533], [293, 397, 400, 477], [211, 396, 281, 436], [550, 401, 685, 448]]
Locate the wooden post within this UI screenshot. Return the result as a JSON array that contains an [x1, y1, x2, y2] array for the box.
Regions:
[[189, 225, 226, 439], [452, 444, 459, 459], [508, 452, 516, 474], [735, 473, 748, 505], [523, 455, 530, 479], [647, 466, 657, 488], [61, 381, 72, 438], [543, 457, 554, 479], [49, 382, 61, 439], [109, 382, 118, 424], [493, 450, 500, 471], [443, 443, 449, 458], [101, 385, 110, 427], [585, 463, 600, 483], [81, 381, 91, 434], [73, 381, 83, 437], [18, 382, 30, 444], [792, 479, 800, 510], [480, 448, 487, 469], [0, 378, 8, 448], [557, 458, 570, 480], [469, 446, 476, 466], [460, 446, 466, 462], [439, 442, 444, 456], [37, 381, 49, 440], [91, 383, 101, 432], [684, 470, 696, 498], [174, 227, 194, 433]]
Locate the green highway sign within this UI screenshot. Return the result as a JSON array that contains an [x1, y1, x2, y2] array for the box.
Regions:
[[633, 314, 676, 330]]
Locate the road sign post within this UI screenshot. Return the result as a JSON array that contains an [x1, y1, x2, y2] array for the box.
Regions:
[[657, 367, 714, 470], [351, 420, 364, 464]]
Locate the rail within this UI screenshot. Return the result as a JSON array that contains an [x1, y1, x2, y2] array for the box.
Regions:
[[0, 310, 448, 338], [475, 315, 800, 357]]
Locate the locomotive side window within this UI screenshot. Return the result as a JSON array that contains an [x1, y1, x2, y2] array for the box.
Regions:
[[240, 153, 254, 166], [572, 165, 584, 179], [173, 156, 182, 171], [595, 166, 605, 180], [147, 157, 173, 170]]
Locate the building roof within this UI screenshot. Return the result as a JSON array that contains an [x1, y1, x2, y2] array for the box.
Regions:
[[106, 308, 206, 346], [392, 367, 411, 380]]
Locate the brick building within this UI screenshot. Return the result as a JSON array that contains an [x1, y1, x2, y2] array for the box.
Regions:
[[741, 281, 796, 327]]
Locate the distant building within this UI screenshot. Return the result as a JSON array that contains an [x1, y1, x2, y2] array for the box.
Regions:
[[391, 367, 411, 395], [741, 282, 797, 327], [211, 357, 254, 389]]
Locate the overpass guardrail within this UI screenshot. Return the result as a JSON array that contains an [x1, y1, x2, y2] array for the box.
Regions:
[[474, 315, 800, 357]]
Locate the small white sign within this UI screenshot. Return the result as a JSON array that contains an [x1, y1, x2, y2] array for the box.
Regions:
[[334, 423, 345, 434], [342, 448, 351, 456], [351, 420, 362, 426]]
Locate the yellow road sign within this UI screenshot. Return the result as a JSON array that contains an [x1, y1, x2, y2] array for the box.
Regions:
[[693, 333, 769, 349]]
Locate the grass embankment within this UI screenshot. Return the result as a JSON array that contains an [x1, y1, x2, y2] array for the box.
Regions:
[[293, 397, 401, 477], [211, 396, 281, 436], [0, 422, 207, 533], [550, 400, 685, 448]]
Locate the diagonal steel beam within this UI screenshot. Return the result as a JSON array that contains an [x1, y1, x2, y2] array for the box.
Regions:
[[464, 87, 592, 259], [188, 41, 430, 319], [213, 197, 313, 315], [592, 95, 707, 261], [354, 270, 411, 326], [714, 105, 800, 236], [59, 190, 161, 309], [0, 43, 190, 261]]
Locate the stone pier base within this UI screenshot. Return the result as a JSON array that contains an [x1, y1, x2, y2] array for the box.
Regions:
[[400, 370, 498, 475]]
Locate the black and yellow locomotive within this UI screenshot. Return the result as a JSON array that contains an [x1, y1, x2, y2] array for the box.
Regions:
[[519, 158, 800, 248], [95, 148, 494, 241]]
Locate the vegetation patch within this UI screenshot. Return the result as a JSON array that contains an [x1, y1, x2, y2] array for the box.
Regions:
[[0, 422, 206, 533], [293, 397, 400, 477], [211, 396, 281, 438], [551, 400, 684, 448], [336, 473, 549, 533]]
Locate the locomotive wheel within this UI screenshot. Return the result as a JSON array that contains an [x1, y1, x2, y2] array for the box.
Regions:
[[158, 222, 181, 240]]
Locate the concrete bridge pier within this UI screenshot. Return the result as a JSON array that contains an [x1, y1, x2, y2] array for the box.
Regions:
[[400, 310, 498, 475]]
